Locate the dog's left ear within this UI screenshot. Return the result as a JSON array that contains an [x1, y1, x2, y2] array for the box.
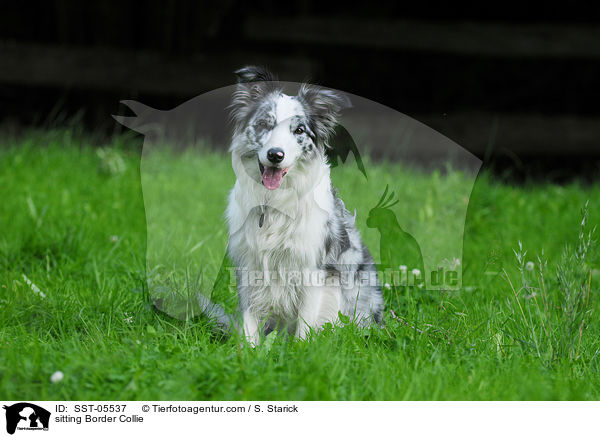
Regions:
[[230, 66, 279, 129], [298, 85, 352, 148], [234, 65, 277, 84]]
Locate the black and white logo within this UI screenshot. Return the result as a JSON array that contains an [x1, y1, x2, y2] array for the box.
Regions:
[[3, 403, 50, 435]]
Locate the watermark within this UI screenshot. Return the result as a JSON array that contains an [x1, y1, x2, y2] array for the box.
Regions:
[[0, 401, 592, 436], [114, 74, 481, 321], [230, 266, 458, 289]]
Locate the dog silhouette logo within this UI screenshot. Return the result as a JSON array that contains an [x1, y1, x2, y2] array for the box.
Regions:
[[3, 403, 50, 434]]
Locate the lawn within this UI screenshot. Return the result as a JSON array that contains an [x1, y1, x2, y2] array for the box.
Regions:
[[0, 128, 599, 400]]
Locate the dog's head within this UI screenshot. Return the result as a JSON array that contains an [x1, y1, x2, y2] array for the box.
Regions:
[[229, 66, 350, 190]]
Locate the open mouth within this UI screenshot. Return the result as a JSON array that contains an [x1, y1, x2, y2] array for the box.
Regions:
[[259, 161, 289, 190]]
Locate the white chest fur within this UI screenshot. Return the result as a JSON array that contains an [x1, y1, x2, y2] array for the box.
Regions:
[[226, 155, 333, 319]]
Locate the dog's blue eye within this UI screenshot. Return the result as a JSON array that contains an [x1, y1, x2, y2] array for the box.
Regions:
[[294, 126, 305, 135]]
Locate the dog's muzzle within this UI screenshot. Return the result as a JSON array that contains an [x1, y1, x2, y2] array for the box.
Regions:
[[259, 159, 288, 190]]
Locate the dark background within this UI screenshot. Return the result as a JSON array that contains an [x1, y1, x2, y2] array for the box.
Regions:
[[1, 1, 600, 180]]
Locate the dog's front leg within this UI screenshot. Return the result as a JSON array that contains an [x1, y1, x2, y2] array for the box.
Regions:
[[243, 309, 261, 347], [295, 284, 342, 340]]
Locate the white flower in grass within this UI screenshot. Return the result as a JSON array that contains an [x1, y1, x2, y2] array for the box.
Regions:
[[50, 371, 64, 383], [525, 261, 534, 271], [399, 265, 407, 272], [411, 268, 421, 276], [124, 312, 133, 324], [450, 257, 461, 269], [110, 235, 119, 243], [384, 283, 391, 290]]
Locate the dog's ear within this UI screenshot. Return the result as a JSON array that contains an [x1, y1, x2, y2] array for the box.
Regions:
[[230, 66, 279, 128], [298, 85, 352, 148], [234, 66, 277, 84]]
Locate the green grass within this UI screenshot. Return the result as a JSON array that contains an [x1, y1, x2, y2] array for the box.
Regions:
[[1, 128, 599, 400]]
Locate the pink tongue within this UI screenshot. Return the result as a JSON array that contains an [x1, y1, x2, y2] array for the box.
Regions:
[[262, 166, 284, 190]]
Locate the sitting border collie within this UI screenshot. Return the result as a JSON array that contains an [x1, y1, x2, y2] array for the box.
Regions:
[[224, 66, 383, 345]]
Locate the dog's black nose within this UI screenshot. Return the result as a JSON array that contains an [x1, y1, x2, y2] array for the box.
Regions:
[[267, 148, 285, 164]]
